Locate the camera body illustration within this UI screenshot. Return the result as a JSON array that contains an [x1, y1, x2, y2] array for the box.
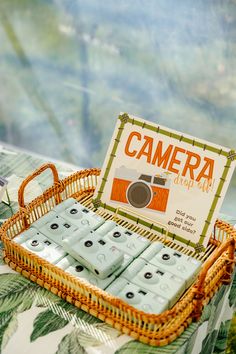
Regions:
[[110, 166, 171, 212], [106, 277, 168, 314], [14, 228, 66, 264]]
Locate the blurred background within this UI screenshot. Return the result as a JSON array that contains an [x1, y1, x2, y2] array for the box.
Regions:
[[0, 1, 235, 351], [0, 0, 235, 214]]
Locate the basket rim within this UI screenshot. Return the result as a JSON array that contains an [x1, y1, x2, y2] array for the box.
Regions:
[[0, 165, 235, 345]]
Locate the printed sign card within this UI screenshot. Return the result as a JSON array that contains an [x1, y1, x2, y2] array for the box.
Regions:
[[93, 113, 236, 252]]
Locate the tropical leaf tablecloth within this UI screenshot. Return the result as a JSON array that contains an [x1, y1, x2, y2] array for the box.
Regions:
[[0, 143, 235, 354]]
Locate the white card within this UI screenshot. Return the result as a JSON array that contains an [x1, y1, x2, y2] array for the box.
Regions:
[[93, 113, 236, 252]]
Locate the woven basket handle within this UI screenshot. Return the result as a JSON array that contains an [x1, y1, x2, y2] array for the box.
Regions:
[[193, 237, 235, 319], [18, 163, 61, 210]]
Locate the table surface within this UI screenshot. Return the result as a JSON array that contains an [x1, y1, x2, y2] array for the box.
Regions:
[[0, 142, 235, 354]]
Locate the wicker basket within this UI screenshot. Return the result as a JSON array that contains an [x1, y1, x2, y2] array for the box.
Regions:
[[0, 163, 235, 347]]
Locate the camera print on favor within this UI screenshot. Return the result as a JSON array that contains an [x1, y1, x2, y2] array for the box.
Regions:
[[110, 166, 171, 213]]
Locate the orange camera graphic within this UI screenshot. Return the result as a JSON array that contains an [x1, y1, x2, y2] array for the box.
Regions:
[[110, 166, 171, 213]]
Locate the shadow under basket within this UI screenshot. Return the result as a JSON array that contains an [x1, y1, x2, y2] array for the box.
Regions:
[[0, 163, 235, 347]]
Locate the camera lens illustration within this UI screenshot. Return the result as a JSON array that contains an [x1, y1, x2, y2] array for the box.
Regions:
[[27, 238, 44, 252], [144, 272, 153, 279], [31, 240, 39, 247], [65, 207, 82, 219], [126, 291, 134, 299], [75, 265, 84, 272], [162, 254, 170, 261], [109, 229, 127, 243], [70, 208, 78, 215], [113, 231, 121, 238], [138, 269, 158, 284], [127, 181, 152, 208], [50, 223, 59, 230], [84, 240, 93, 247]]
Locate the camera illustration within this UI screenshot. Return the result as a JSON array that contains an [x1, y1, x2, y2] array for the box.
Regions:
[[106, 277, 168, 314], [110, 166, 171, 213], [31, 211, 82, 246], [62, 230, 124, 279], [141, 243, 202, 288], [55, 255, 115, 289], [103, 225, 150, 257], [52, 198, 104, 229], [14, 228, 66, 264], [122, 259, 185, 307]]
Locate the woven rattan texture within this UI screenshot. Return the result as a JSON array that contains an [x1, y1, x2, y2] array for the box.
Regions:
[[0, 163, 235, 346]]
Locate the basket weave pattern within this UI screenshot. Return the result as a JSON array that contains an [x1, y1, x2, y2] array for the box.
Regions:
[[0, 163, 235, 346]]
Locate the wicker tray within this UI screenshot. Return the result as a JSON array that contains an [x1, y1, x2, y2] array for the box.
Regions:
[[0, 163, 235, 347]]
